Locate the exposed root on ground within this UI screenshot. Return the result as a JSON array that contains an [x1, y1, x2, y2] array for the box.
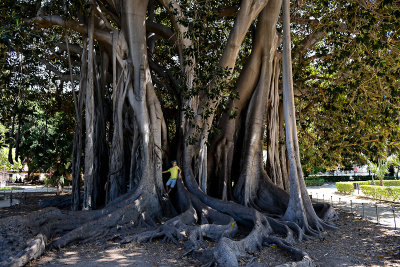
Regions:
[[0, 187, 161, 266], [0, 179, 337, 267], [131, 181, 238, 262]]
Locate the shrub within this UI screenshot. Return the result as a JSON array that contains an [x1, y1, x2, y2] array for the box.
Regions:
[[0, 186, 23, 190], [336, 181, 373, 194], [357, 181, 372, 186], [381, 180, 400, 186], [336, 182, 355, 194], [44, 175, 69, 187], [305, 178, 324, 186], [360, 185, 400, 201], [307, 175, 397, 183]]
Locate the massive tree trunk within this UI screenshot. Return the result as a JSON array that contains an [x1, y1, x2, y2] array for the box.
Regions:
[[1, 1, 338, 266]]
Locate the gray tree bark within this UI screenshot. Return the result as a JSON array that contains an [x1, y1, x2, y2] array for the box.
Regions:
[[5, 1, 340, 266]]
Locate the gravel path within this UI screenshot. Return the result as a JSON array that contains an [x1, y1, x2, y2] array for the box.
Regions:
[[0, 185, 71, 208]]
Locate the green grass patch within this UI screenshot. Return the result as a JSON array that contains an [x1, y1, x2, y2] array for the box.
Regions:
[[0, 187, 23, 191], [360, 185, 400, 201]]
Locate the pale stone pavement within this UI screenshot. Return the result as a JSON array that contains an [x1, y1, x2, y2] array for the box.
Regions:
[[0, 185, 71, 208], [307, 183, 400, 229]]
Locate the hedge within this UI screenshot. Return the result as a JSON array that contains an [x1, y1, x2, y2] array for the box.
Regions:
[[381, 180, 400, 186], [305, 178, 324, 186], [360, 185, 400, 201], [358, 181, 372, 186], [335, 181, 372, 194], [336, 182, 355, 194], [308, 175, 397, 183]]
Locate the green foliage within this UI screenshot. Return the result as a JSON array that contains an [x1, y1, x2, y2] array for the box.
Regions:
[[308, 175, 376, 182], [305, 178, 324, 186], [335, 180, 400, 196], [0, 147, 23, 170], [1, 0, 399, 188], [44, 175, 70, 187], [19, 107, 74, 175], [0, 186, 23, 190], [380, 180, 400, 187], [357, 181, 373, 186], [366, 155, 400, 184], [336, 182, 355, 194], [361, 185, 400, 201], [0, 0, 77, 178], [297, 0, 400, 170], [368, 158, 389, 182], [0, 123, 23, 170]]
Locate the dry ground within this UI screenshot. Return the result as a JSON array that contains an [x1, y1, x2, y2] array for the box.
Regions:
[[2, 192, 400, 266]]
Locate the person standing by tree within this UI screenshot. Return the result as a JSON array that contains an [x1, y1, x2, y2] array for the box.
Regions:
[[162, 160, 181, 194]]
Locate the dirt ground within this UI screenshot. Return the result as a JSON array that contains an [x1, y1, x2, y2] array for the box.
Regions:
[[2, 192, 400, 266]]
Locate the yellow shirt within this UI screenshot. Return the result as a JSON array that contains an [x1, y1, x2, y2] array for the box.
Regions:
[[168, 166, 180, 179]]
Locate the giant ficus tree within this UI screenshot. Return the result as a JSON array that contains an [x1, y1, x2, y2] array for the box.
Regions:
[[3, 0, 395, 266]]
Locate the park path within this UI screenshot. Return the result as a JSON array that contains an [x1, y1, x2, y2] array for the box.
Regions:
[[307, 183, 400, 230], [0, 185, 71, 208], [2, 184, 399, 229]]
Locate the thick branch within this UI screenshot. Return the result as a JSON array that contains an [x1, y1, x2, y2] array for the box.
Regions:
[[148, 57, 180, 97], [146, 21, 176, 41], [217, 5, 239, 17], [33, 15, 112, 46], [295, 30, 325, 55]]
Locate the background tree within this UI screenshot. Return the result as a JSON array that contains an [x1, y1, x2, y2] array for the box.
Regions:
[[0, 123, 23, 171]]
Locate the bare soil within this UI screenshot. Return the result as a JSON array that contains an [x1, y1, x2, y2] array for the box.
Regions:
[[2, 192, 400, 266]]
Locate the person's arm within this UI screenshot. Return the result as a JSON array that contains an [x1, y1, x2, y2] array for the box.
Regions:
[[162, 170, 169, 174], [178, 167, 182, 178]]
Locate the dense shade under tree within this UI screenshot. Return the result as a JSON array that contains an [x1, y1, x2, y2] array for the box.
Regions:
[[0, 0, 399, 266]]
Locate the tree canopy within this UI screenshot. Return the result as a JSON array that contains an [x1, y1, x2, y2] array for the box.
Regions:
[[0, 0, 399, 266]]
